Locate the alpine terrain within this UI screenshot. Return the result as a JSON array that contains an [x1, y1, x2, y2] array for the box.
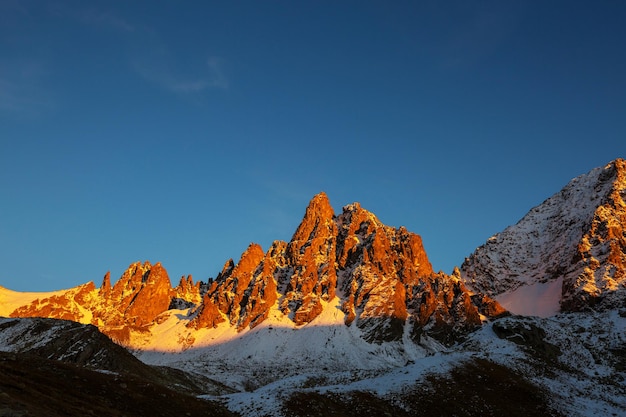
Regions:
[[1, 159, 625, 417], [462, 158, 626, 316]]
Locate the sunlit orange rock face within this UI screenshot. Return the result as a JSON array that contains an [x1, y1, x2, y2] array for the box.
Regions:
[[282, 192, 338, 325], [189, 240, 283, 331], [333, 201, 488, 344], [336, 203, 433, 338], [563, 158, 626, 311], [10, 282, 96, 322], [189, 294, 224, 329], [94, 261, 173, 329], [9, 192, 504, 346], [173, 275, 202, 306], [195, 192, 501, 344], [214, 243, 266, 326], [191, 193, 339, 330], [10, 261, 189, 344]]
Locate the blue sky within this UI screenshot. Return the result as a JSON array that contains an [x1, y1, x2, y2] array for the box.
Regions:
[[1, 1, 625, 291]]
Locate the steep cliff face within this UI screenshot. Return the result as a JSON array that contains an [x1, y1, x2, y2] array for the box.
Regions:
[[110, 261, 172, 327], [336, 202, 435, 342], [564, 159, 626, 310], [281, 193, 338, 325], [461, 158, 626, 314]]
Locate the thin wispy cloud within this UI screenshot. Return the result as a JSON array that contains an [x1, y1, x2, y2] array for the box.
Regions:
[[132, 52, 229, 94], [78, 7, 231, 95], [0, 61, 53, 116], [206, 57, 229, 90], [49, 3, 135, 33], [1, 1, 229, 118], [49, 2, 227, 95]]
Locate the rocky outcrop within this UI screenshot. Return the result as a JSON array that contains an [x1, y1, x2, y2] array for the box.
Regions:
[[190, 243, 276, 330], [461, 158, 626, 313], [189, 294, 224, 329], [94, 261, 174, 329], [119, 262, 172, 327], [170, 275, 202, 309], [563, 159, 626, 310], [492, 317, 561, 361]]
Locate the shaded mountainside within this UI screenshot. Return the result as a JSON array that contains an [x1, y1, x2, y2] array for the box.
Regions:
[[0, 317, 234, 396], [4, 192, 505, 349], [461, 158, 626, 315], [0, 351, 235, 417], [0, 317, 236, 417], [0, 317, 151, 375]]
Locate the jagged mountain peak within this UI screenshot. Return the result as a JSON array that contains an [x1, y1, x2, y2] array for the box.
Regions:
[[203, 193, 488, 343], [289, 192, 336, 244], [308, 191, 333, 211], [337, 200, 383, 235], [6, 192, 503, 350], [461, 158, 626, 315], [233, 243, 265, 275], [301, 191, 335, 224]]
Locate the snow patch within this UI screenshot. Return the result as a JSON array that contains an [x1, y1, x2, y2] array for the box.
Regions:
[[496, 276, 563, 317]]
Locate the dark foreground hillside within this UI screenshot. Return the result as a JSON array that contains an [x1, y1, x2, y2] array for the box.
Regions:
[[0, 351, 236, 417]]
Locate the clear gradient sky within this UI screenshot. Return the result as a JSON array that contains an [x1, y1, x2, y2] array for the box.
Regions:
[[1, 1, 625, 291]]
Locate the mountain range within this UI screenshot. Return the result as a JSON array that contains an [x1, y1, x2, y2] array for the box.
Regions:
[[1, 159, 625, 417]]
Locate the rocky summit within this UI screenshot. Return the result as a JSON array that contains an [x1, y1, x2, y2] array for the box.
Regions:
[[190, 192, 503, 345], [6, 192, 504, 348]]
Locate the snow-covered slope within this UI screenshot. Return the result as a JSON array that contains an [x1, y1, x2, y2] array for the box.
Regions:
[[461, 158, 626, 316], [137, 296, 442, 392], [185, 309, 624, 417], [0, 286, 66, 316], [1, 310, 623, 417]]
